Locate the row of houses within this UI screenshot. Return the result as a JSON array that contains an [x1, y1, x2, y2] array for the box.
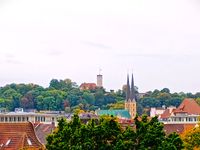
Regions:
[[150, 98, 200, 134], [0, 109, 99, 150], [1, 98, 200, 149]]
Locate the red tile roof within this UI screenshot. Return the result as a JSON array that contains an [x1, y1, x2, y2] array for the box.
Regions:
[[164, 123, 196, 135], [160, 109, 171, 119], [160, 98, 200, 119], [80, 83, 96, 90], [0, 122, 43, 150], [176, 98, 200, 115]]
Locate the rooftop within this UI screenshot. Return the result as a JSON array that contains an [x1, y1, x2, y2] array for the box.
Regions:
[[0, 122, 43, 150], [96, 109, 131, 119], [176, 98, 200, 115]]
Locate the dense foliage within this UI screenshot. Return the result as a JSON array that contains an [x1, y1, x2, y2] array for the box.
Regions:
[[181, 124, 200, 150], [46, 114, 183, 150], [0, 79, 123, 112], [0, 79, 199, 113], [137, 88, 200, 115]]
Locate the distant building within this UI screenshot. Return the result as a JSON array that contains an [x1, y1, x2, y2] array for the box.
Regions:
[[0, 108, 61, 126], [97, 74, 103, 87], [80, 83, 97, 90], [150, 106, 176, 118], [159, 98, 200, 124], [150, 107, 166, 117]]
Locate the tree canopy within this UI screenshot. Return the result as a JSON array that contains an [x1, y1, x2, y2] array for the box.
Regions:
[[0, 79, 199, 114], [46, 114, 183, 150]]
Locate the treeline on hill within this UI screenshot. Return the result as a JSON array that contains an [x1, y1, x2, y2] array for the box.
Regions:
[[0, 79, 200, 114], [0, 79, 124, 112]]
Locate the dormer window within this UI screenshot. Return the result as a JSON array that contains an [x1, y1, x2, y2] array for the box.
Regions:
[[5, 139, 11, 146], [27, 138, 32, 146]]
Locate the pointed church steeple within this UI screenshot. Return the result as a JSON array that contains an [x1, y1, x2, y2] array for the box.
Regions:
[[126, 74, 130, 101], [130, 74, 135, 101], [125, 73, 137, 119]]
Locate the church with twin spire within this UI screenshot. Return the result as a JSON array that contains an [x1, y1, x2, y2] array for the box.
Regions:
[[96, 73, 137, 120], [125, 74, 137, 119]]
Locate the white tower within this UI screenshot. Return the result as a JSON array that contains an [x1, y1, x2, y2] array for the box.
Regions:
[[97, 74, 103, 87]]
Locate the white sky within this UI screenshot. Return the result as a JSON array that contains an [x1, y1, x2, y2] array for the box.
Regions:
[[0, 0, 200, 93]]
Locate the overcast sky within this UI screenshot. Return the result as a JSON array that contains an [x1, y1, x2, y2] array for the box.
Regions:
[[0, 0, 200, 93]]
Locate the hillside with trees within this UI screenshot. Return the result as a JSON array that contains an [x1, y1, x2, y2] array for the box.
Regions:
[[0, 79, 200, 113]]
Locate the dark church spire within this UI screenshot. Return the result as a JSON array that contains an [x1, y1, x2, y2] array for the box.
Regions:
[[126, 74, 130, 101], [130, 73, 135, 101]]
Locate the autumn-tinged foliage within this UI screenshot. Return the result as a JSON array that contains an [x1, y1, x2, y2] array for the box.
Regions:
[[182, 124, 200, 150], [46, 114, 183, 150]]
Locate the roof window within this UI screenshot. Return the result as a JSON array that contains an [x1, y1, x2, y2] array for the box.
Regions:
[[5, 139, 11, 146], [27, 138, 32, 145]]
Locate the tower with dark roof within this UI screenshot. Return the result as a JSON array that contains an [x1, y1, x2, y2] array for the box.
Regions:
[[126, 74, 130, 101], [125, 73, 137, 119]]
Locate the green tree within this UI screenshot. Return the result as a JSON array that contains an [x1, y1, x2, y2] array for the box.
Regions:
[[46, 115, 183, 150]]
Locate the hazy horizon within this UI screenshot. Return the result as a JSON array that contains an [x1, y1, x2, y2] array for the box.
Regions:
[[0, 0, 200, 93]]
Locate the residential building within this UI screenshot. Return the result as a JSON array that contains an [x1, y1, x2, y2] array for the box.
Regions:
[[80, 83, 97, 90], [160, 98, 200, 124], [0, 108, 61, 126], [150, 106, 176, 118]]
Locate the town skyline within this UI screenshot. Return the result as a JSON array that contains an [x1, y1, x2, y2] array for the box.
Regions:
[[1, 0, 200, 93]]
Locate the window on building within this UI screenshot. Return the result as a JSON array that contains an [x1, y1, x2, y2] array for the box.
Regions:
[[18, 117, 21, 122], [0, 117, 4, 122]]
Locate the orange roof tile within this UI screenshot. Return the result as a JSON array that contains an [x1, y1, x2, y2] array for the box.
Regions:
[[164, 123, 196, 135], [176, 98, 200, 115], [160, 109, 171, 119], [80, 83, 96, 90], [0, 122, 43, 150]]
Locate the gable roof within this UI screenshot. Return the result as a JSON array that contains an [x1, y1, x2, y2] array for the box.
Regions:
[[175, 98, 200, 115], [0, 122, 43, 150], [96, 109, 131, 119]]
